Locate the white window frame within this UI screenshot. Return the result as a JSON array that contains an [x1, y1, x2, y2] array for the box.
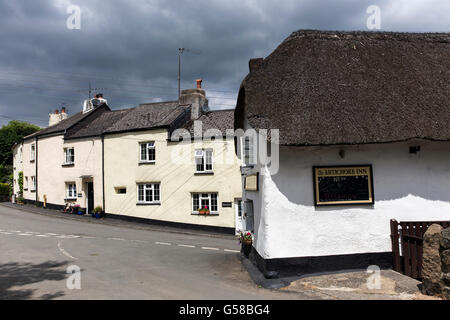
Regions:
[[191, 193, 219, 215], [139, 142, 155, 163], [64, 147, 75, 165], [30, 176, 36, 191], [137, 183, 160, 204], [66, 183, 77, 200], [24, 177, 28, 190], [30, 144, 35, 162], [195, 149, 213, 173]]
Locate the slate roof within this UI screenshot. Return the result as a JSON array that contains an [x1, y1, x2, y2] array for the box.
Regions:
[[181, 109, 235, 138], [24, 105, 109, 140], [65, 109, 129, 139], [235, 30, 450, 146], [104, 101, 190, 134]]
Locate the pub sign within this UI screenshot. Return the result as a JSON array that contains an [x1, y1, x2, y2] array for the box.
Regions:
[[313, 165, 374, 206]]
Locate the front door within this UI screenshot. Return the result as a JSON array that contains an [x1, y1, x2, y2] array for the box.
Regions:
[[87, 182, 94, 214], [235, 199, 244, 234]]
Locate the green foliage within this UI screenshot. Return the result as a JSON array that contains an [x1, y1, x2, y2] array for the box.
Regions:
[[0, 182, 10, 196], [18, 171, 23, 195], [93, 206, 103, 214], [0, 120, 40, 166]]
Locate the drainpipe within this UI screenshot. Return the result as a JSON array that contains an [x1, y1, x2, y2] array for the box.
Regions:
[[102, 134, 105, 213]]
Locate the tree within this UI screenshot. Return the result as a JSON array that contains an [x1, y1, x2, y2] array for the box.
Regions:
[[0, 120, 40, 166]]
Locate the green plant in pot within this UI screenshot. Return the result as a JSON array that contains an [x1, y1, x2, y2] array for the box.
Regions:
[[92, 206, 103, 219], [198, 206, 210, 215], [240, 231, 253, 257]]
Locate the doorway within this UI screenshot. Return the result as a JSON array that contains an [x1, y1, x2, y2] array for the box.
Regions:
[[87, 182, 94, 214], [235, 199, 244, 234]]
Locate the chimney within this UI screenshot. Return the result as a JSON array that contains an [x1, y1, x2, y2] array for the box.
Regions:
[[61, 107, 66, 114], [179, 80, 209, 120], [249, 58, 264, 73], [49, 108, 65, 127]]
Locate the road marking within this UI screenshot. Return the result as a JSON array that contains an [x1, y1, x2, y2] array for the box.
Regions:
[[177, 244, 196, 248], [201, 247, 220, 251], [109, 237, 125, 241], [224, 249, 240, 253], [83, 236, 96, 239], [19, 233, 33, 236], [0, 232, 12, 235], [57, 240, 77, 260], [10, 230, 21, 233], [35, 234, 49, 237], [45, 233, 59, 236], [155, 242, 171, 246]]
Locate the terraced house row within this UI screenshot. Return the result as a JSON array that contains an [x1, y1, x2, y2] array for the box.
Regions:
[[12, 82, 243, 234]]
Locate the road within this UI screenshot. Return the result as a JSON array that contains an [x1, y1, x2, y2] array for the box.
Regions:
[[0, 204, 315, 300]]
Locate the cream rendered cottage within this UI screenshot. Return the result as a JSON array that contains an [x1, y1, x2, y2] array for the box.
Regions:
[[13, 84, 242, 233]]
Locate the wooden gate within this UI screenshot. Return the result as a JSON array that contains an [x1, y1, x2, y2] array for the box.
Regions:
[[390, 219, 450, 279]]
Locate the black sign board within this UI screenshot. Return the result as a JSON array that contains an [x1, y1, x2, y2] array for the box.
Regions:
[[313, 165, 374, 206], [222, 202, 232, 208]]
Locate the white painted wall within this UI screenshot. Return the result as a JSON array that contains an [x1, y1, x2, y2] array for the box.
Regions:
[[245, 141, 450, 259], [12, 143, 23, 197], [37, 135, 103, 208], [104, 129, 242, 228]]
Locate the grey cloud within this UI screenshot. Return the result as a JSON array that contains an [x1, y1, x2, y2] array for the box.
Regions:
[[0, 0, 448, 126]]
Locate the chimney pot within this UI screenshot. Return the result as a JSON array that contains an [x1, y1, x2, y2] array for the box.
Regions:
[[196, 79, 202, 89], [55, 109, 59, 114], [61, 107, 66, 113]]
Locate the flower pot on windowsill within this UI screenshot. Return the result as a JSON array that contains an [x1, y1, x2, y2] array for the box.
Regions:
[[198, 210, 210, 215]]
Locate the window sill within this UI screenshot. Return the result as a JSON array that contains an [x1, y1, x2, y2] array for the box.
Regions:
[[62, 163, 75, 167], [194, 172, 214, 175], [191, 212, 219, 216], [139, 161, 155, 165], [136, 202, 161, 206]]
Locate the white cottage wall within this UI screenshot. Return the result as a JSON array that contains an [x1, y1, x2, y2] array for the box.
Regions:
[[253, 141, 450, 259]]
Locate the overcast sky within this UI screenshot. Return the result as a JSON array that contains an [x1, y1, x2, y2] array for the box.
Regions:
[[0, 0, 448, 127]]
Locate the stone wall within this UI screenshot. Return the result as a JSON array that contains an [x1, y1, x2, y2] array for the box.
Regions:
[[422, 224, 450, 299]]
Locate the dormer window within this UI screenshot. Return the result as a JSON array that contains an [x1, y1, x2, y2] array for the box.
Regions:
[[140, 142, 155, 163], [64, 148, 75, 165]]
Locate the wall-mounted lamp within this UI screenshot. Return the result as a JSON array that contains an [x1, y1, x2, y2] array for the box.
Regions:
[[339, 149, 345, 159]]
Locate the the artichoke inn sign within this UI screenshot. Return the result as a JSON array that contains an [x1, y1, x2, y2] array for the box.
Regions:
[[313, 165, 374, 206]]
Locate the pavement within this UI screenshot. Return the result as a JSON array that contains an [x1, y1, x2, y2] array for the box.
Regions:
[[0, 202, 316, 300], [0, 202, 434, 300]]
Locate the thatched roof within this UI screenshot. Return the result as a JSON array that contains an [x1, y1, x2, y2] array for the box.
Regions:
[[235, 30, 450, 146]]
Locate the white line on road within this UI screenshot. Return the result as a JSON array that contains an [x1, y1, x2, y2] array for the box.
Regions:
[[45, 233, 59, 236], [35, 234, 49, 237], [201, 247, 220, 251], [19, 233, 33, 236], [0, 232, 12, 235], [10, 230, 21, 233], [177, 244, 196, 248], [109, 237, 125, 241], [57, 240, 77, 260], [155, 242, 171, 246], [223, 249, 240, 253]]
